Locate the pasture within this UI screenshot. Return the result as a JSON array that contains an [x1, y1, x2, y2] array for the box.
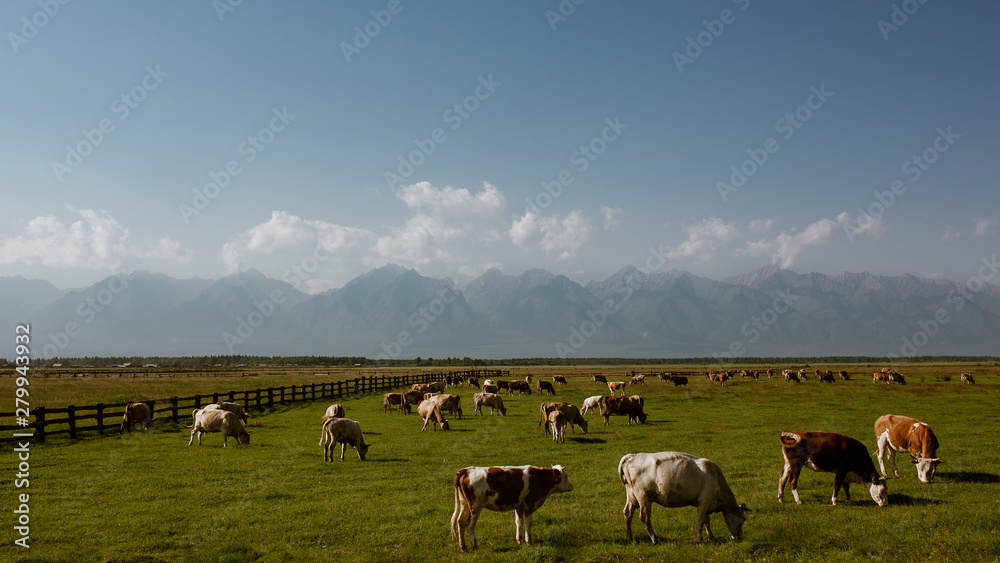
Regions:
[[2, 363, 999, 562]]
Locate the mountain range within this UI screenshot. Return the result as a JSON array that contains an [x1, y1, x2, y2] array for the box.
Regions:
[[4, 264, 998, 359]]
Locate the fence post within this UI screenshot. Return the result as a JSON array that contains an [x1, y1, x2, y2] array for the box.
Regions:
[[256, 389, 261, 409], [96, 403, 105, 434], [171, 396, 179, 423], [212, 392, 220, 404], [194, 395, 202, 409], [33, 406, 45, 444], [228, 391, 235, 402], [268, 387, 274, 406], [280, 386, 286, 403], [67, 405, 77, 439]]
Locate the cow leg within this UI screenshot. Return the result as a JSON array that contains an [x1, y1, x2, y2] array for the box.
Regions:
[[340, 442, 347, 461], [637, 496, 658, 544], [696, 503, 713, 542], [831, 472, 845, 505], [623, 491, 638, 543], [420, 417, 429, 431], [222, 431, 228, 448], [876, 431, 889, 476], [467, 509, 480, 551], [887, 446, 899, 477], [523, 511, 533, 544], [514, 509, 525, 544], [188, 428, 196, 446]]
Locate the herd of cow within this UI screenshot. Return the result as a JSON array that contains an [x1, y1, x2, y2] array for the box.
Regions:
[[115, 369, 959, 552]]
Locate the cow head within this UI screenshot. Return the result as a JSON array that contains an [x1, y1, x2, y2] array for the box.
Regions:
[[577, 417, 589, 433], [868, 476, 888, 506], [358, 441, 370, 461], [724, 503, 749, 540], [441, 419, 450, 431], [911, 457, 942, 483], [551, 465, 574, 493], [236, 430, 251, 445], [499, 405, 507, 416], [637, 412, 648, 424]]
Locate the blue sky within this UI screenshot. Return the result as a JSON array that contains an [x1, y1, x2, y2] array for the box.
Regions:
[[2, 1, 998, 292]]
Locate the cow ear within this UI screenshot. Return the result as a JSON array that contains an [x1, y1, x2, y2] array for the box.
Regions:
[[910, 459, 919, 464], [932, 458, 942, 464]]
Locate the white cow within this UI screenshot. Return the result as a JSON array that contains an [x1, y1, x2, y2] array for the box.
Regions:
[[320, 418, 370, 462], [202, 402, 249, 423], [618, 451, 748, 543], [580, 395, 604, 415], [473, 392, 506, 416], [185, 409, 250, 447], [548, 411, 566, 443]]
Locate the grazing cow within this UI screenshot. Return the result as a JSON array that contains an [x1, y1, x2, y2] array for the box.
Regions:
[[839, 370, 850, 380], [818, 371, 835, 383], [580, 395, 604, 415], [657, 372, 670, 382], [321, 404, 345, 420], [767, 369, 774, 379], [889, 371, 906, 385], [961, 373, 975, 384], [383, 392, 403, 413], [185, 409, 250, 447], [537, 381, 556, 395], [450, 465, 574, 551], [607, 381, 626, 396], [784, 370, 800, 383], [432, 393, 463, 419], [467, 377, 480, 389], [400, 390, 424, 414], [602, 396, 647, 426], [418, 400, 450, 431], [874, 414, 941, 483], [592, 374, 607, 384], [202, 402, 249, 424], [320, 417, 370, 462], [413, 381, 447, 395], [473, 392, 507, 416], [619, 451, 749, 543], [508, 380, 532, 396], [710, 372, 730, 385], [120, 402, 153, 434], [552, 375, 568, 385], [628, 373, 645, 385], [548, 411, 566, 443], [495, 380, 512, 393], [537, 402, 589, 435], [873, 371, 889, 384], [797, 369, 808, 381], [671, 376, 688, 387], [778, 431, 887, 506], [482, 384, 499, 395]]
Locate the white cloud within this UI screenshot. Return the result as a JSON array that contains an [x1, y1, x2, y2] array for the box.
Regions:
[[942, 229, 961, 242], [601, 205, 622, 232], [748, 218, 776, 234], [973, 214, 998, 236], [735, 213, 881, 268], [0, 209, 190, 270], [223, 210, 373, 272], [770, 218, 838, 269], [665, 217, 739, 261], [371, 182, 507, 264], [510, 210, 593, 260]]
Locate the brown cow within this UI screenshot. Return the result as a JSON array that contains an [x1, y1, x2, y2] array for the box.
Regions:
[[482, 384, 499, 394], [473, 392, 506, 416], [400, 389, 424, 414], [320, 417, 370, 462], [602, 396, 647, 425], [418, 400, 450, 431], [552, 375, 568, 385], [537, 402, 588, 435], [778, 431, 887, 506], [839, 370, 850, 380], [592, 374, 608, 384], [874, 414, 941, 483], [432, 394, 463, 419], [607, 381, 626, 396], [508, 380, 532, 395], [383, 392, 403, 413], [120, 402, 153, 434], [537, 381, 556, 395], [818, 371, 835, 383]]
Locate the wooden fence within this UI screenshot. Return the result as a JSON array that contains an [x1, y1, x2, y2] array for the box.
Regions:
[[0, 369, 508, 444]]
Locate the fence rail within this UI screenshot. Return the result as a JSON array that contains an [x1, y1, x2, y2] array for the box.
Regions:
[[0, 369, 507, 444]]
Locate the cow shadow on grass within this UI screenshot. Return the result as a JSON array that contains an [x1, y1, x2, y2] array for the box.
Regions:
[[887, 493, 944, 506], [939, 471, 1000, 484], [568, 437, 606, 444]]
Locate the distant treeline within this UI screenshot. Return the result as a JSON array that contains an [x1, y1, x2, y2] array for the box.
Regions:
[[12, 354, 999, 369]]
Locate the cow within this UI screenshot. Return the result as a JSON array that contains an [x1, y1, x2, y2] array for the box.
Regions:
[[767, 369, 774, 379], [432, 393, 463, 419], [784, 370, 800, 383], [619, 451, 749, 543], [873, 371, 889, 384], [202, 402, 249, 424], [592, 374, 607, 384], [889, 371, 906, 385], [798, 369, 808, 381], [483, 379, 494, 387], [383, 392, 403, 413], [450, 465, 574, 551], [628, 373, 645, 385], [607, 381, 626, 396], [670, 376, 688, 386], [537, 381, 556, 395], [537, 402, 589, 435], [548, 411, 566, 443], [320, 417, 370, 462], [467, 377, 480, 389], [184, 409, 250, 447], [482, 384, 499, 395], [839, 370, 850, 380], [552, 375, 568, 385], [418, 400, 450, 431], [961, 373, 975, 384], [580, 395, 604, 415], [524, 374, 532, 385], [495, 380, 512, 393], [778, 431, 887, 507], [119, 402, 153, 434], [818, 371, 835, 383], [710, 372, 730, 385], [473, 392, 506, 416], [321, 403, 345, 420], [874, 414, 942, 483], [508, 380, 532, 395], [400, 389, 424, 414], [602, 396, 647, 426], [413, 381, 447, 394]]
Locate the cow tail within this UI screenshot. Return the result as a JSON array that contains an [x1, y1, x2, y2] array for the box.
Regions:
[[617, 454, 631, 485], [779, 431, 801, 448], [450, 470, 470, 540]]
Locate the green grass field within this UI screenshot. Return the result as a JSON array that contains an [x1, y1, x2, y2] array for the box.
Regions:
[[2, 364, 999, 562]]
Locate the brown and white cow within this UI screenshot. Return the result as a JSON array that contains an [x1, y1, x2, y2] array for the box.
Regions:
[[592, 374, 607, 384], [399, 389, 424, 414], [873, 371, 889, 384], [431, 393, 463, 419], [607, 381, 626, 396], [778, 431, 887, 506], [874, 414, 941, 483], [961, 372, 975, 384], [580, 395, 604, 415], [482, 384, 499, 395], [418, 400, 450, 431], [321, 403, 345, 420], [320, 417, 370, 462], [467, 377, 480, 389], [537, 402, 589, 435], [473, 392, 506, 416], [450, 465, 574, 551], [120, 402, 153, 434], [202, 402, 249, 424], [818, 371, 835, 383], [537, 381, 555, 395], [548, 411, 566, 443], [784, 370, 800, 383], [383, 392, 403, 413], [508, 380, 532, 395], [602, 396, 647, 426], [185, 409, 250, 447], [552, 375, 568, 385], [628, 373, 645, 385], [839, 370, 850, 380], [619, 451, 749, 543]]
